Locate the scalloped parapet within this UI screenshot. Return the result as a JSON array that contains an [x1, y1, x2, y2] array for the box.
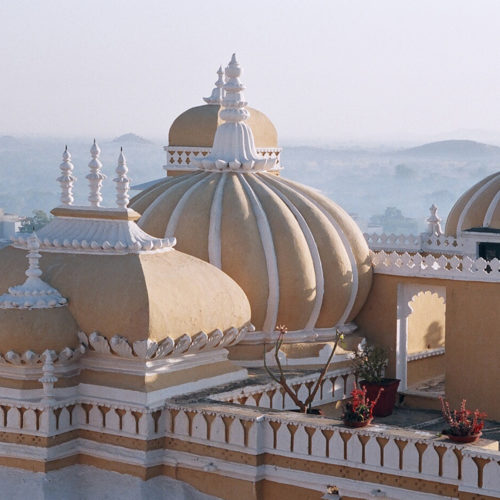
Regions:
[[192, 54, 279, 173], [11, 207, 175, 255], [0, 233, 68, 309]]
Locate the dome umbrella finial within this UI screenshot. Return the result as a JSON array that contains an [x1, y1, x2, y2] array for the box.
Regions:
[[203, 66, 225, 105], [427, 204, 443, 235], [114, 147, 130, 209], [193, 54, 277, 173], [57, 145, 76, 206], [87, 140, 106, 207], [0, 232, 67, 309]]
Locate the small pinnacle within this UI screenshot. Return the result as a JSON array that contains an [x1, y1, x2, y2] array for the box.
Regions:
[[93, 138, 96, 145], [65, 145, 68, 151], [120, 146, 123, 152]]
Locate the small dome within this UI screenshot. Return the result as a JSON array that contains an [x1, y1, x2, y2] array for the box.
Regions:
[[0, 245, 251, 344], [169, 104, 278, 148], [131, 172, 372, 333], [446, 171, 500, 236]]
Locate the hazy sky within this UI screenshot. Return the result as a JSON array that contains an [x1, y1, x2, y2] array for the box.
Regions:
[[1, 0, 500, 143]]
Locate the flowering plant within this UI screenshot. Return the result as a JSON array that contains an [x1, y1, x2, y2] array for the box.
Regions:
[[440, 398, 486, 437], [342, 383, 383, 423]]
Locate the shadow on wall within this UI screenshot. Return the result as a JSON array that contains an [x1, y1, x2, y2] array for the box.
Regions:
[[424, 321, 444, 349]]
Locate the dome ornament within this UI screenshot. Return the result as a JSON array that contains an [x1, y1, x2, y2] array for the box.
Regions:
[[57, 146, 76, 206], [203, 66, 225, 105], [114, 147, 130, 209], [193, 53, 278, 173], [427, 204, 443, 236], [0, 233, 67, 309], [87, 139, 106, 207]]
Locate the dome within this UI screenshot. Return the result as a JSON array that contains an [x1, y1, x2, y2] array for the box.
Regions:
[[0, 307, 79, 354], [169, 104, 278, 148], [130, 171, 372, 333], [0, 243, 251, 345], [445, 171, 500, 236]]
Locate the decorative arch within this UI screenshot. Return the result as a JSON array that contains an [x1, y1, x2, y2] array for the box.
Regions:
[[396, 284, 446, 391]]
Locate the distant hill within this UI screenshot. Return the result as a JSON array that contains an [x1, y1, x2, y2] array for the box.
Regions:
[[0, 136, 19, 148], [111, 133, 153, 145], [393, 140, 500, 158]]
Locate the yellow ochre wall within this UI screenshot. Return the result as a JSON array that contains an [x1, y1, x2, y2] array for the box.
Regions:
[[407, 291, 445, 354], [356, 274, 500, 419]]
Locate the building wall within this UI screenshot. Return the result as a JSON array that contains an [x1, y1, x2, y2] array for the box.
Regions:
[[356, 274, 500, 419], [407, 291, 445, 354]]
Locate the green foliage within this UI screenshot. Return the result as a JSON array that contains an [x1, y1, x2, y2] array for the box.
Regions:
[[353, 344, 388, 383], [19, 210, 52, 233]]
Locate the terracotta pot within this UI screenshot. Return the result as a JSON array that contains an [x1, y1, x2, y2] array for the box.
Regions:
[[360, 379, 400, 417], [343, 417, 372, 428], [444, 431, 482, 444]]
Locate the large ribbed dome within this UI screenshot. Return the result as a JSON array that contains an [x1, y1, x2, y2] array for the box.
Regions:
[[130, 171, 372, 333], [169, 104, 278, 148], [446, 171, 500, 236]]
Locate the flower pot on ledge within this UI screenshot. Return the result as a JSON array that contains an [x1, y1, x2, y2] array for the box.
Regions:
[[360, 378, 400, 417], [343, 417, 373, 428], [444, 431, 482, 444]]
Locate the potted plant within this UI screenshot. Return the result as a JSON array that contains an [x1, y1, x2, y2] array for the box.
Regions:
[[264, 325, 343, 414], [440, 398, 486, 444], [341, 383, 383, 428], [353, 343, 400, 417]]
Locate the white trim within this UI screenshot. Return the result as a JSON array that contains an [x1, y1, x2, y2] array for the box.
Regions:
[[254, 175, 324, 331], [483, 189, 500, 227], [238, 174, 280, 333], [208, 172, 227, 268], [407, 347, 445, 362], [269, 175, 359, 324], [165, 173, 215, 238], [139, 171, 205, 226], [457, 172, 500, 233]]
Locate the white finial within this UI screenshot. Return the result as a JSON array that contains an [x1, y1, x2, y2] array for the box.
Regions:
[[114, 147, 130, 209], [86, 139, 106, 207], [427, 204, 443, 235], [0, 233, 67, 309], [203, 66, 225, 104], [57, 146, 76, 206], [39, 350, 58, 403], [192, 54, 277, 173]]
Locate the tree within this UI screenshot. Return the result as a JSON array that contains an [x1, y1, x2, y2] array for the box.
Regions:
[[19, 210, 52, 233]]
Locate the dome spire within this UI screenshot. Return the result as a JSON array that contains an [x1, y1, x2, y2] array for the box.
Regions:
[[114, 147, 130, 209], [427, 204, 443, 235], [87, 139, 106, 207], [194, 54, 277, 172], [57, 146, 76, 206], [0, 233, 67, 309], [203, 66, 225, 105]]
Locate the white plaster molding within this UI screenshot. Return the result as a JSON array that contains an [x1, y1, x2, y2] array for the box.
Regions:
[[270, 175, 360, 324], [113, 148, 130, 209], [163, 146, 282, 172], [12, 215, 175, 255], [207, 172, 227, 268], [203, 66, 225, 104], [426, 204, 443, 236], [191, 54, 278, 173], [165, 173, 215, 238], [56, 146, 76, 206], [457, 172, 500, 234], [254, 175, 324, 331], [372, 250, 500, 282], [0, 233, 67, 309], [79, 324, 253, 362], [407, 347, 445, 362], [86, 140, 106, 207], [238, 174, 280, 333], [364, 232, 464, 255]]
